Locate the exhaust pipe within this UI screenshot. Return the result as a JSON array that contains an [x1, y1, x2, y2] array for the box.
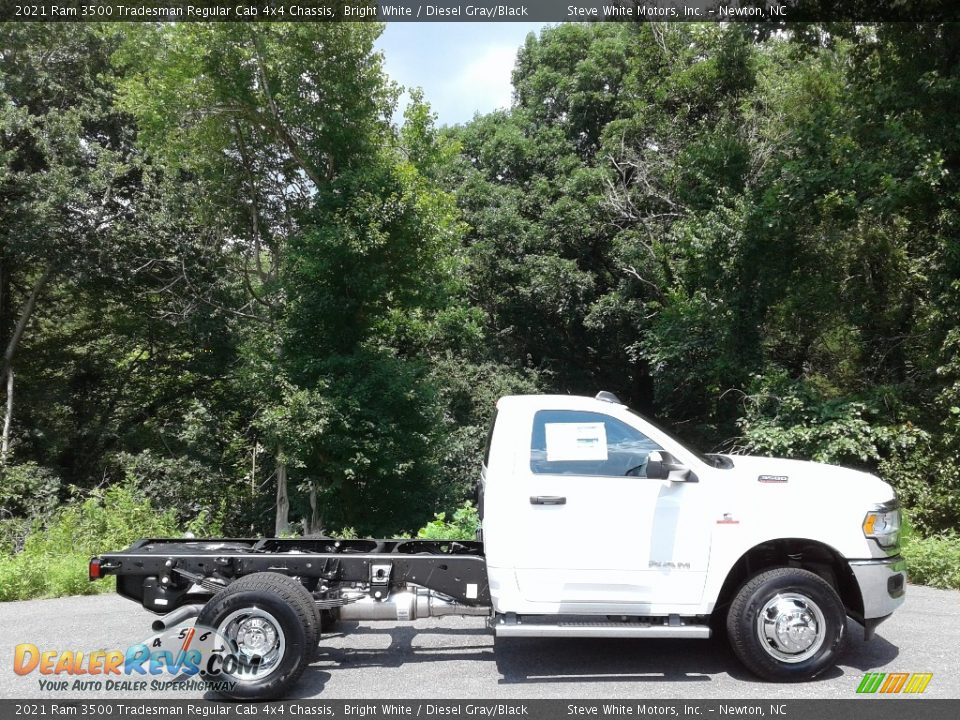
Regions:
[[152, 603, 205, 632], [339, 587, 490, 622]]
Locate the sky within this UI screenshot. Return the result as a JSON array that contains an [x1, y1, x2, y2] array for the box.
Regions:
[[375, 22, 550, 127]]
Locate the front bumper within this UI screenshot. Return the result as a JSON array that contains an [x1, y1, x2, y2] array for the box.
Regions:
[[849, 555, 906, 638]]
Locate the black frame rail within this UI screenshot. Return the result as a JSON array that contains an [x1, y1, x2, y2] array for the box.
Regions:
[[95, 537, 490, 610]]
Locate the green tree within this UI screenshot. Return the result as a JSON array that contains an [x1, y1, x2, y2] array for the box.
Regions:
[[116, 24, 482, 535], [0, 24, 251, 530], [0, 25, 132, 469]]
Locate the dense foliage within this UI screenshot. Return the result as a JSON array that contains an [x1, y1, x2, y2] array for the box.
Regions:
[[1, 23, 958, 588]]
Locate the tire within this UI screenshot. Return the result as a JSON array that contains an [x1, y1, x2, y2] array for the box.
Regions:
[[726, 567, 846, 681], [197, 572, 319, 700]]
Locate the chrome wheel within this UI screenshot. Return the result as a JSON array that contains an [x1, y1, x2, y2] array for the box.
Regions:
[[217, 608, 287, 679], [755, 592, 826, 663]]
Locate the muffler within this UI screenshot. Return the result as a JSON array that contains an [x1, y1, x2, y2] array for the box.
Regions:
[[339, 587, 489, 622], [151, 603, 205, 632]]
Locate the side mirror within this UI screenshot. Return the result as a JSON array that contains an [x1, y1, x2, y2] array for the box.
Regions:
[[645, 452, 666, 479], [646, 451, 696, 482]]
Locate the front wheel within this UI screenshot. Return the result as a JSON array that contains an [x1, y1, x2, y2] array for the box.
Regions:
[[727, 567, 846, 681]]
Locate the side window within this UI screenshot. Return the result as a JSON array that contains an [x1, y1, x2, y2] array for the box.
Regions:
[[530, 410, 663, 477]]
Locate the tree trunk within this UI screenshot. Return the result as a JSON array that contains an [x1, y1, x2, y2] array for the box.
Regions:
[[250, 33, 330, 189], [1, 368, 12, 468], [2, 265, 54, 388], [1, 265, 54, 457], [250, 442, 259, 493], [306, 481, 323, 536], [0, 252, 10, 366], [275, 456, 290, 536]]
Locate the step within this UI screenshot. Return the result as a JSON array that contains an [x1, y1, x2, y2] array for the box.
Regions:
[[494, 620, 711, 639]]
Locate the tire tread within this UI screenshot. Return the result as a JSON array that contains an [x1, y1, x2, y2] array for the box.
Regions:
[[726, 567, 845, 682], [197, 572, 320, 699]]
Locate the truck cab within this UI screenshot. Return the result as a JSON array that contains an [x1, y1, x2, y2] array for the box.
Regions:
[[481, 392, 906, 678]]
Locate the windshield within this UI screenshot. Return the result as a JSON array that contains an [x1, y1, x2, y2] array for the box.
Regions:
[[625, 408, 732, 469]]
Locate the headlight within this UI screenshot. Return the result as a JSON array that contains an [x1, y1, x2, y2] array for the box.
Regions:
[[863, 503, 901, 548]]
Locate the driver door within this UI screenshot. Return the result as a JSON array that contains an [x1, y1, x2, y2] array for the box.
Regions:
[[515, 409, 710, 608]]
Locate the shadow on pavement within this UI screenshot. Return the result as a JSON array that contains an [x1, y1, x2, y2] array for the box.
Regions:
[[292, 623, 495, 697], [288, 616, 900, 696], [494, 636, 732, 684], [839, 618, 900, 671]]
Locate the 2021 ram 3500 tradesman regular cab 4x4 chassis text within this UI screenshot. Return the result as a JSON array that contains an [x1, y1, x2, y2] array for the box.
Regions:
[[90, 392, 906, 699]]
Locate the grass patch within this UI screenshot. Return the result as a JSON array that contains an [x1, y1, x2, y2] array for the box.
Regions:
[[902, 533, 960, 590], [0, 553, 117, 601], [0, 484, 219, 602], [415, 501, 479, 540]]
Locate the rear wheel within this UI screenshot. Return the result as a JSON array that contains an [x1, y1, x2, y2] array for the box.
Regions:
[[197, 573, 319, 699], [727, 567, 845, 681]]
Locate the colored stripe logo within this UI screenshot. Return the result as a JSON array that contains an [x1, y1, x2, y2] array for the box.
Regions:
[[857, 672, 933, 694]]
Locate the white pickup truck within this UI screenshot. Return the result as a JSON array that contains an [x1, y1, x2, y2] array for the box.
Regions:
[[92, 391, 906, 699]]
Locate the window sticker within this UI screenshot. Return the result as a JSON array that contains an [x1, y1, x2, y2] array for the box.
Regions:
[[544, 422, 608, 462]]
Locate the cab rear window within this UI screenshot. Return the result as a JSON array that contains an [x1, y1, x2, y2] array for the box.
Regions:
[[482, 409, 498, 467]]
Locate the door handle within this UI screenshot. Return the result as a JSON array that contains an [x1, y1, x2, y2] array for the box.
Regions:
[[530, 495, 566, 505]]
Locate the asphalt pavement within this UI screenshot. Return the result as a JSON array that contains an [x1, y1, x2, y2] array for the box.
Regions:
[[0, 584, 957, 700]]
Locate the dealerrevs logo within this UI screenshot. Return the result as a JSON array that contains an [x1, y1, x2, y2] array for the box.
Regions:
[[12, 624, 258, 692]]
